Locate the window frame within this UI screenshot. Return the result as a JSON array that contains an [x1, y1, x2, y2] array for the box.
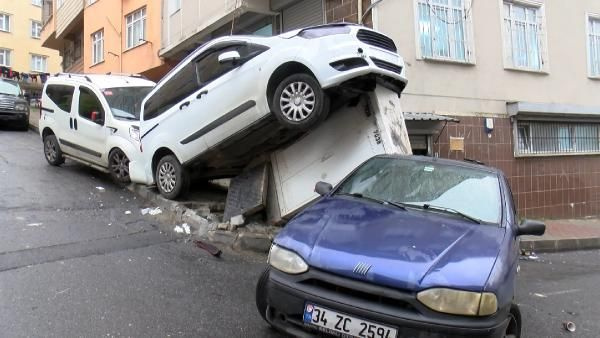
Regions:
[[500, 0, 549, 73], [125, 7, 147, 50], [30, 54, 48, 72], [0, 48, 11, 67], [587, 13, 600, 79], [413, 0, 476, 64], [91, 29, 104, 65], [0, 13, 11, 33], [513, 119, 600, 157], [31, 20, 42, 39]]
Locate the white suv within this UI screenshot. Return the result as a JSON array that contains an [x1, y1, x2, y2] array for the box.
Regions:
[[131, 24, 407, 199], [39, 74, 155, 183]]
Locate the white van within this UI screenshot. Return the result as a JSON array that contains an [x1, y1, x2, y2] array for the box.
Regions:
[[131, 24, 407, 199], [39, 73, 155, 183]]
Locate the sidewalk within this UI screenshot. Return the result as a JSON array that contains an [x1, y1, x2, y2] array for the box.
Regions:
[[520, 218, 600, 252]]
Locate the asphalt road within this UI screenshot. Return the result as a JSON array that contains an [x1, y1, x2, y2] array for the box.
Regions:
[[1, 128, 598, 338]]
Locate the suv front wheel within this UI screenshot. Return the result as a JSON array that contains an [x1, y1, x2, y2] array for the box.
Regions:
[[155, 155, 189, 199], [272, 73, 329, 131]]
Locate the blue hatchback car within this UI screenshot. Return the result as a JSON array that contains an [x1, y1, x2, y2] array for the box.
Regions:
[[256, 155, 545, 338]]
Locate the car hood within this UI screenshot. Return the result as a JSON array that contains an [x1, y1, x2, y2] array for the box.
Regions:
[[275, 197, 505, 292]]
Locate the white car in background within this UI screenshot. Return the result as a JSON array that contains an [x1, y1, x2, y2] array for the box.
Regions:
[[39, 74, 155, 183], [131, 24, 407, 199]]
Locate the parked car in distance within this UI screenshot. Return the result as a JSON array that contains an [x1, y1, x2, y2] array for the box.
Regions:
[[0, 78, 30, 131], [256, 155, 545, 338], [39, 73, 155, 183], [131, 23, 407, 199]]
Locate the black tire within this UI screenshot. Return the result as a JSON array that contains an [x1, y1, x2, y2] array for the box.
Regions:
[[504, 303, 522, 338], [255, 267, 270, 322], [20, 119, 29, 131], [43, 134, 64, 166], [272, 73, 330, 131], [155, 155, 189, 199], [108, 149, 131, 184]]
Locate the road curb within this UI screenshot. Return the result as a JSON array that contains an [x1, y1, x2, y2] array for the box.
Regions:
[[127, 184, 274, 254], [520, 237, 600, 252]]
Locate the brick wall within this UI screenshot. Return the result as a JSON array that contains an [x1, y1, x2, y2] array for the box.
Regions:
[[433, 116, 600, 220], [325, 0, 373, 27]]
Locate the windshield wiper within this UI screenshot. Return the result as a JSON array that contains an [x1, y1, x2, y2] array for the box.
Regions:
[[337, 192, 407, 210], [402, 203, 482, 224]]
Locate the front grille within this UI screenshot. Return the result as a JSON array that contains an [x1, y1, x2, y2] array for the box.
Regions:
[[0, 99, 14, 110], [301, 278, 416, 312], [357, 29, 397, 53], [371, 57, 403, 75]]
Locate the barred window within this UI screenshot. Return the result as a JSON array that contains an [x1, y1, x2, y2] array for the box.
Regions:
[[516, 121, 600, 155], [502, 1, 548, 71], [416, 0, 475, 63]]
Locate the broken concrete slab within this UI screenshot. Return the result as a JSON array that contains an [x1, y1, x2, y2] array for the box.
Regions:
[[233, 232, 272, 253], [223, 163, 268, 222]]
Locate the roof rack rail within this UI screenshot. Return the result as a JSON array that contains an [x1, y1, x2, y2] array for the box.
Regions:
[[463, 158, 485, 165], [105, 72, 148, 79], [53, 72, 93, 83]]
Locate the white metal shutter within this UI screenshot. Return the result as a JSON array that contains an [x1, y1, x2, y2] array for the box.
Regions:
[[282, 0, 324, 32]]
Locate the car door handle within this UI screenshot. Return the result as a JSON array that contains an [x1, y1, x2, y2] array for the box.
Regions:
[[69, 118, 73, 129], [74, 118, 78, 130], [179, 101, 190, 110], [196, 90, 208, 99]]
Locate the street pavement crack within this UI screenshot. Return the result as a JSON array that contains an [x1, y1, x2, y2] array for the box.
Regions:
[[0, 230, 175, 272]]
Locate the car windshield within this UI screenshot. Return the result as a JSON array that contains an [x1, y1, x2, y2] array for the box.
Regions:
[[336, 157, 502, 224], [0, 80, 21, 96], [102, 86, 153, 120]]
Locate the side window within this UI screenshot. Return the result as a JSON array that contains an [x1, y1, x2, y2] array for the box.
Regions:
[[196, 43, 269, 86], [45, 85, 74, 112], [144, 61, 199, 120], [78, 87, 105, 123]]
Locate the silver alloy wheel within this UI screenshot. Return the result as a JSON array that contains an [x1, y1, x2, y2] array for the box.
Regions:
[[45, 139, 57, 162], [279, 81, 316, 122], [158, 162, 177, 193], [110, 151, 130, 180]]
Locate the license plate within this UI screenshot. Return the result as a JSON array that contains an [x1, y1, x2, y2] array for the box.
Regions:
[[303, 303, 398, 338]]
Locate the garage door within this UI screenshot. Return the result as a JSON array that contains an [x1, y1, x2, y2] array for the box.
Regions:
[[282, 0, 324, 32]]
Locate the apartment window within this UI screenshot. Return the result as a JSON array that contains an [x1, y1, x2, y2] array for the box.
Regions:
[[168, 0, 181, 15], [31, 20, 42, 38], [91, 29, 104, 65], [502, 1, 548, 71], [516, 121, 600, 156], [0, 13, 10, 32], [416, 0, 474, 63], [31, 54, 48, 72], [0, 48, 10, 66], [588, 15, 600, 77], [32, 0, 42, 7], [126, 7, 146, 49]]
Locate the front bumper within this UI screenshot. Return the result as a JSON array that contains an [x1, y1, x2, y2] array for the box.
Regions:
[[0, 110, 28, 122], [265, 269, 510, 338]]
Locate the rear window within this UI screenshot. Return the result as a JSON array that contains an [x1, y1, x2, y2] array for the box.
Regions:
[[45, 85, 75, 112]]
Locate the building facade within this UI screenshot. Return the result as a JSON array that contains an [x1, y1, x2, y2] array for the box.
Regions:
[[40, 0, 168, 80], [0, 0, 61, 92]]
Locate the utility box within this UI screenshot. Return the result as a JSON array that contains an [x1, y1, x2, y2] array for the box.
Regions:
[[266, 85, 411, 224]]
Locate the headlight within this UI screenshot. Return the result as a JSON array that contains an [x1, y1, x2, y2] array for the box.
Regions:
[[129, 126, 140, 141], [15, 103, 27, 111], [268, 244, 308, 274], [417, 288, 498, 316]]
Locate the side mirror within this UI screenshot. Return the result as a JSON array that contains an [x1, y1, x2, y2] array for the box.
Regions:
[[315, 181, 333, 196], [516, 219, 546, 236], [218, 51, 241, 64]]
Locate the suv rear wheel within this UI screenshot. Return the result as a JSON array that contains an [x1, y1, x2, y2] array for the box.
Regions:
[[155, 155, 189, 199], [272, 73, 329, 131], [43, 134, 65, 166], [108, 149, 130, 184]]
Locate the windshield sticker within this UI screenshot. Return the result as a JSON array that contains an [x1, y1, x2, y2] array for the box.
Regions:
[[424, 166, 434, 172], [103, 90, 113, 96]]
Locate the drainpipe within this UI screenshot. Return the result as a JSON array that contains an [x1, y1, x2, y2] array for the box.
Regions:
[[120, 0, 123, 72], [358, 0, 363, 25]]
